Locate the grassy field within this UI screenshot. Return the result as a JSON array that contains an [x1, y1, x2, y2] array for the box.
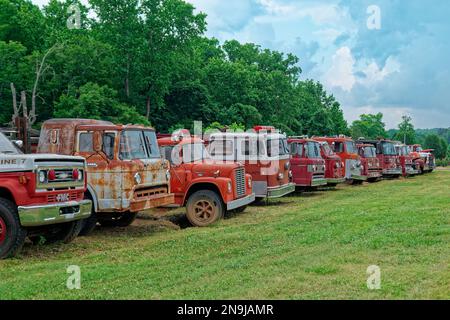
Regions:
[[0, 170, 449, 300]]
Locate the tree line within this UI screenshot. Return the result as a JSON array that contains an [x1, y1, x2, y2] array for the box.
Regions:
[[0, 0, 348, 137]]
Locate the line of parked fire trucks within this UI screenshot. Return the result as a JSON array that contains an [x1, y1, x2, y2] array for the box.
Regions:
[[0, 120, 436, 258]]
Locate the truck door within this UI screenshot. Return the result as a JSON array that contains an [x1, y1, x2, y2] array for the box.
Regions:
[[77, 130, 123, 212], [289, 142, 305, 185]]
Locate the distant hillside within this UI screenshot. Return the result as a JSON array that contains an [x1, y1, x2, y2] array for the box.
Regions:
[[387, 128, 450, 144]]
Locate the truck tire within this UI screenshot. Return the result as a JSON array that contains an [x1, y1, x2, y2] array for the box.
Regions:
[[99, 212, 138, 228], [0, 198, 27, 259], [30, 220, 84, 245], [186, 190, 224, 227], [78, 212, 98, 236]]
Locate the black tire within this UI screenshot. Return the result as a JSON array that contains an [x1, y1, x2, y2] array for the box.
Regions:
[[99, 212, 138, 228], [30, 220, 84, 245], [0, 198, 27, 259], [78, 212, 98, 236], [186, 190, 224, 227], [367, 178, 380, 183]]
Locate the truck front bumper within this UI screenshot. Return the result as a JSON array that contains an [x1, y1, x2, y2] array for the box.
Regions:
[[311, 178, 328, 187], [18, 200, 92, 227], [130, 193, 175, 212], [327, 177, 346, 185], [267, 183, 296, 199], [227, 193, 256, 211], [405, 167, 420, 176], [350, 174, 367, 181], [383, 168, 402, 176]]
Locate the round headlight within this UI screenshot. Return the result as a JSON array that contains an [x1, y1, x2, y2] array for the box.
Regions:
[[38, 171, 46, 183], [134, 172, 142, 185], [278, 173, 284, 180]]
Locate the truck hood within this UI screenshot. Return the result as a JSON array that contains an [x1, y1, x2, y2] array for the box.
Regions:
[[190, 161, 240, 177], [0, 153, 85, 172]]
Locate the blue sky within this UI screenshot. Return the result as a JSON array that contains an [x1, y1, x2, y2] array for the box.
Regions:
[[32, 0, 450, 129]]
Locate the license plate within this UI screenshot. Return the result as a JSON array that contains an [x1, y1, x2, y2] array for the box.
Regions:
[[56, 193, 70, 202]]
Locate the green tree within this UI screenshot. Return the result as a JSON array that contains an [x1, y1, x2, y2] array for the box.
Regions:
[[394, 115, 416, 144], [350, 113, 387, 139], [53, 82, 149, 125], [423, 134, 447, 159]]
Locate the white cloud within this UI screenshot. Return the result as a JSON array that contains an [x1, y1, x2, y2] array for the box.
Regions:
[[358, 57, 401, 87], [324, 46, 356, 92]]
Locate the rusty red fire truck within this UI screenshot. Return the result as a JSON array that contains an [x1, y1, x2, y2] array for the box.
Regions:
[[158, 131, 255, 227], [358, 139, 402, 178], [317, 141, 345, 187], [395, 143, 420, 177], [37, 119, 174, 235]]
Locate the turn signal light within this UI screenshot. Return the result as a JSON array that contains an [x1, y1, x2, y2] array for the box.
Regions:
[[48, 169, 56, 181]]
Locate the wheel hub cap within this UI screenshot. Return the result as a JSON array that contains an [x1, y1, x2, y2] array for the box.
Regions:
[[194, 200, 214, 221], [0, 217, 6, 244]]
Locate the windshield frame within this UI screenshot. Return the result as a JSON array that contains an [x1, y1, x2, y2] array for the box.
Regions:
[[0, 133, 22, 155], [267, 138, 289, 158], [381, 142, 397, 156], [119, 129, 161, 160]]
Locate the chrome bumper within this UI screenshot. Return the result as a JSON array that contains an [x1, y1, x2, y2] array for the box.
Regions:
[[350, 174, 367, 181], [227, 193, 256, 211], [267, 183, 296, 198], [406, 167, 420, 175], [383, 168, 402, 176], [311, 178, 328, 187], [327, 177, 346, 185], [18, 200, 92, 227]]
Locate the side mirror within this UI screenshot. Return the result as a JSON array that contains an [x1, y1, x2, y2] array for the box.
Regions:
[[13, 140, 23, 148], [93, 131, 103, 153]]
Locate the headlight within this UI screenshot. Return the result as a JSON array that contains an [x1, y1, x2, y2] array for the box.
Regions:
[[227, 181, 233, 193], [134, 172, 142, 185], [78, 170, 84, 181], [38, 171, 47, 183], [166, 170, 171, 181], [278, 173, 284, 180], [289, 170, 293, 178], [247, 176, 252, 188]]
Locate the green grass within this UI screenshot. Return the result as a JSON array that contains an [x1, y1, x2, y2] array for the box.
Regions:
[[1, 170, 449, 300]]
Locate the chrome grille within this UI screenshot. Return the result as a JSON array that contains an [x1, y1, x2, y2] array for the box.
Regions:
[[234, 167, 246, 198]]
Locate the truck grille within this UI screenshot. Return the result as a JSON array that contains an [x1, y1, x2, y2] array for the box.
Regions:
[[135, 186, 168, 199], [234, 168, 246, 198]]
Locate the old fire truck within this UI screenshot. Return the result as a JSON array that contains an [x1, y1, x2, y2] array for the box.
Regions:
[[409, 144, 436, 173], [206, 126, 295, 200], [37, 119, 174, 235], [395, 143, 420, 177], [356, 144, 383, 182], [314, 136, 367, 184], [317, 141, 345, 187], [358, 139, 402, 178], [0, 131, 92, 259], [158, 131, 255, 227], [288, 137, 327, 188]]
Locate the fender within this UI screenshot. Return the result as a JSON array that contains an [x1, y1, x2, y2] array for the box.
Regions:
[[86, 183, 100, 212], [182, 177, 232, 205]]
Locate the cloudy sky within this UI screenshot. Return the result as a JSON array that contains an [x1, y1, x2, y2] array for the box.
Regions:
[[32, 0, 450, 129]]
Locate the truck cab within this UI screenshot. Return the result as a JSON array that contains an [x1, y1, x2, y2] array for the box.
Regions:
[[357, 144, 383, 182], [409, 144, 436, 173], [0, 132, 91, 259], [314, 137, 367, 184], [358, 139, 402, 178], [206, 126, 295, 199], [395, 143, 420, 177], [317, 141, 345, 186], [37, 119, 174, 234], [158, 131, 255, 227], [288, 137, 327, 188]]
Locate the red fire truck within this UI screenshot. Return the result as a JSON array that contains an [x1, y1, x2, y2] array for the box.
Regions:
[[357, 144, 383, 182], [158, 132, 255, 227], [288, 137, 327, 188], [395, 143, 420, 177], [317, 141, 345, 187], [206, 126, 295, 200], [358, 139, 402, 178]]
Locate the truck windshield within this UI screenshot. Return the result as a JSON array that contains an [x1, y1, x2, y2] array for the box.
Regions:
[[183, 143, 211, 163], [345, 141, 357, 154], [321, 142, 335, 156], [362, 146, 377, 158], [0, 133, 21, 154], [267, 138, 289, 157], [381, 142, 397, 155], [306, 142, 321, 158], [120, 130, 160, 160]]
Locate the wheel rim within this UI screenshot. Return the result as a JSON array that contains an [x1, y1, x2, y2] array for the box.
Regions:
[[0, 217, 6, 245], [193, 200, 215, 222]]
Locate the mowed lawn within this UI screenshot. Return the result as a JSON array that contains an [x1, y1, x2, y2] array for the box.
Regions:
[[0, 170, 449, 300]]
